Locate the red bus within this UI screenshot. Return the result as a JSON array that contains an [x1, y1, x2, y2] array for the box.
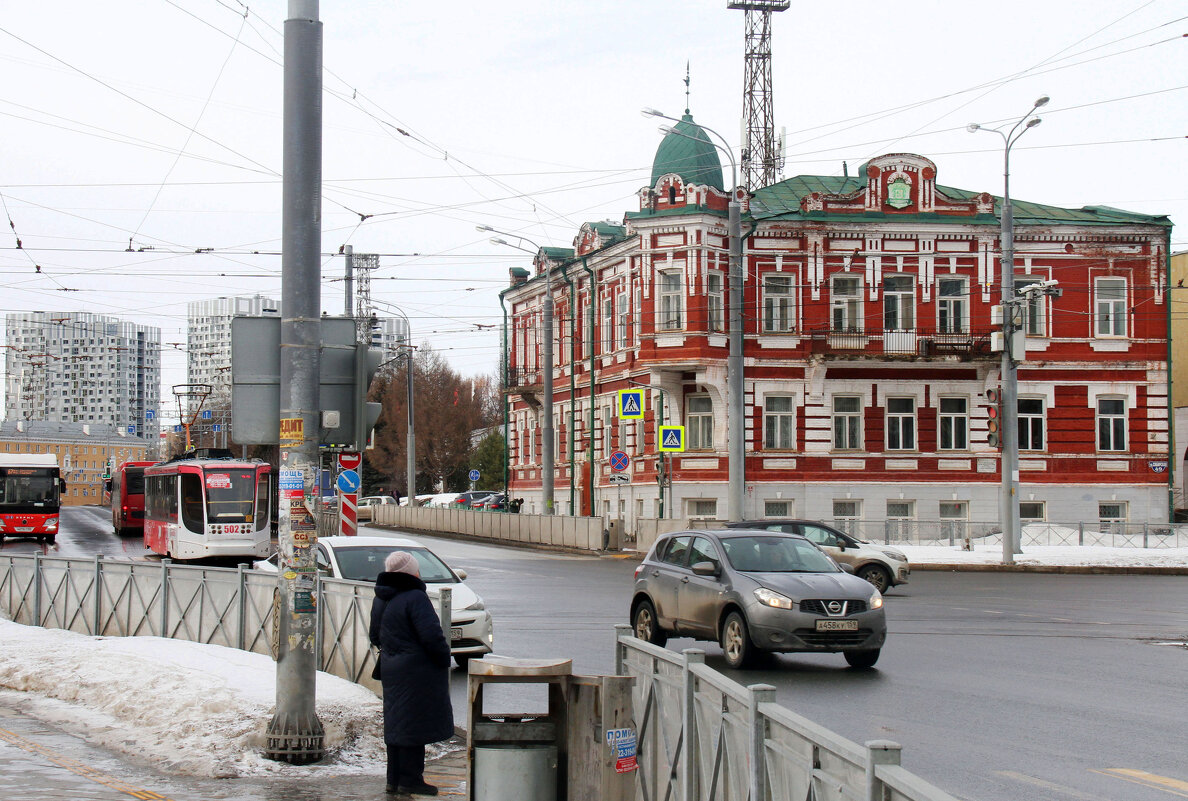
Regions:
[[143, 454, 272, 560], [0, 454, 65, 547], [110, 460, 157, 536]]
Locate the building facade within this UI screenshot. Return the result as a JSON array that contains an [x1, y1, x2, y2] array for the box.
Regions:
[[4, 312, 161, 442], [502, 117, 1174, 530], [0, 421, 151, 505]]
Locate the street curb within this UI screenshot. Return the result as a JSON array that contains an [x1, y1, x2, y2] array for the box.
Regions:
[[912, 563, 1188, 575]]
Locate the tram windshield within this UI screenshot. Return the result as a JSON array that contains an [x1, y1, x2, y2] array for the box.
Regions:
[[202, 469, 258, 524]]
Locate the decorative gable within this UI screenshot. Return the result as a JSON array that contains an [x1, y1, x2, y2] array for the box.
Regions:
[[799, 153, 995, 217]]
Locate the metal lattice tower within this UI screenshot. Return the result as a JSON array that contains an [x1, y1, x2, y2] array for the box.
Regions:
[[353, 253, 380, 338], [728, 1, 789, 190]]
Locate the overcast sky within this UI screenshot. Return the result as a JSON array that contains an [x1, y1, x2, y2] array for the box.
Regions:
[[1, 1, 1184, 426]]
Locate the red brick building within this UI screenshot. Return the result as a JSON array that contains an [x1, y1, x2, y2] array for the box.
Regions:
[[502, 113, 1174, 533]]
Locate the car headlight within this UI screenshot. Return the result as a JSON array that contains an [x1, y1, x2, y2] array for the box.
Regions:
[[880, 549, 907, 562], [754, 587, 794, 609], [465, 598, 486, 611], [869, 592, 884, 610]]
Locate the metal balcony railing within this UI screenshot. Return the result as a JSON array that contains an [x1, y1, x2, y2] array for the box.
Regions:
[[809, 327, 995, 358]]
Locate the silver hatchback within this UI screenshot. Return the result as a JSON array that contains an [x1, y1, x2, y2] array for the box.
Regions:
[[631, 529, 887, 669]]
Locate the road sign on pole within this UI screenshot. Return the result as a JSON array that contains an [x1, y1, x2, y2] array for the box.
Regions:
[[658, 426, 686, 452], [468, 469, 480, 482], [618, 389, 644, 419], [610, 451, 630, 471], [608, 473, 631, 485]]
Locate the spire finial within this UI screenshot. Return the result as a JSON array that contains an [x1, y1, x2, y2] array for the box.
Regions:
[[684, 61, 691, 115]]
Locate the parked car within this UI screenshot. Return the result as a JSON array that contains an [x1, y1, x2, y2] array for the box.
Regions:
[[631, 529, 886, 669], [356, 495, 397, 521], [255, 535, 493, 667], [479, 493, 507, 511], [723, 520, 909, 592], [453, 491, 496, 508]]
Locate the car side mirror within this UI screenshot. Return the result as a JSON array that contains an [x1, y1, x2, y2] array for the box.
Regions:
[[835, 539, 845, 551], [838, 562, 855, 574], [691, 560, 720, 577], [453, 568, 468, 581]]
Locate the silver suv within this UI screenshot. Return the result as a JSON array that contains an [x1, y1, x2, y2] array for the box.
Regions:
[[724, 520, 909, 592], [631, 529, 887, 669]]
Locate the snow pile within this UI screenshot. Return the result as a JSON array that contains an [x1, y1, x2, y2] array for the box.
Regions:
[[0, 618, 391, 777], [898, 543, 1188, 567]]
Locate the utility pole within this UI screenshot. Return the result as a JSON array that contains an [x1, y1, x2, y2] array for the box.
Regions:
[[343, 245, 353, 317], [265, 0, 324, 763]]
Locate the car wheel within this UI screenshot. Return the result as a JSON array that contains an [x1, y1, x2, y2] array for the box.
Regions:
[[857, 564, 891, 593], [632, 599, 667, 646], [720, 611, 757, 669], [844, 649, 880, 669]]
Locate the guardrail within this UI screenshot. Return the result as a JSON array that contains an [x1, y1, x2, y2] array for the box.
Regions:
[[0, 553, 449, 697], [370, 504, 610, 550], [613, 625, 960, 801]]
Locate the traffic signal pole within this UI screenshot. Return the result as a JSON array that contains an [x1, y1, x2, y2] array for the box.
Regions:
[[265, 0, 324, 763]]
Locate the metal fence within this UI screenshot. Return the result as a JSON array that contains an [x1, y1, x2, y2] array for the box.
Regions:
[[0, 553, 450, 697], [614, 625, 959, 801], [826, 519, 1188, 549]]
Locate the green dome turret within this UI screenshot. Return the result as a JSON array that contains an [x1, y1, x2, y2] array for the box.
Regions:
[[649, 112, 724, 191]]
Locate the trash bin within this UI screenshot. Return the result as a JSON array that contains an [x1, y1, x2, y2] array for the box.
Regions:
[[468, 655, 636, 801]]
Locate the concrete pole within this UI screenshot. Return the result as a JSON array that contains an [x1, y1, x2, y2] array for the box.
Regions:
[[406, 350, 416, 505], [265, 0, 324, 763], [727, 198, 745, 522], [343, 245, 353, 317], [542, 267, 555, 515], [1000, 148, 1021, 563]]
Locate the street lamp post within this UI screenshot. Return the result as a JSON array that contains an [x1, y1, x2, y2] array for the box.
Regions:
[[968, 95, 1049, 565], [642, 108, 745, 522], [482, 227, 555, 515]]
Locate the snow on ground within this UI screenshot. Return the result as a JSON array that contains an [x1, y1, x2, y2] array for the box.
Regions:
[[896, 543, 1188, 568], [0, 618, 397, 778]]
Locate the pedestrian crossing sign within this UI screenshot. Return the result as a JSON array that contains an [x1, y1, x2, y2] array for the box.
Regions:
[[658, 425, 685, 452], [618, 389, 644, 419]]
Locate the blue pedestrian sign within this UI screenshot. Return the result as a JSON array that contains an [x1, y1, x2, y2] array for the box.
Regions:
[[201, 410, 213, 420], [212, 424, 222, 432], [658, 425, 685, 452], [336, 469, 361, 494], [174, 425, 183, 433], [145, 409, 156, 421], [618, 389, 644, 419], [468, 469, 481, 482], [610, 450, 630, 471]]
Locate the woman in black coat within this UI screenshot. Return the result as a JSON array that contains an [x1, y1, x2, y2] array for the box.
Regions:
[[369, 550, 455, 796]]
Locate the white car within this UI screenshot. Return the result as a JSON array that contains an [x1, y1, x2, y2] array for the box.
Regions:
[[255, 535, 493, 667], [356, 495, 397, 521]]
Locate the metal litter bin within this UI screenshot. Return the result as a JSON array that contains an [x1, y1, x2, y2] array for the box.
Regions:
[[468, 655, 636, 801]]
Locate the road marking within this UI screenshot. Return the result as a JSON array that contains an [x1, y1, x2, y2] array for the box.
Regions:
[[1093, 769, 1188, 798], [994, 770, 1109, 800], [0, 726, 177, 800]]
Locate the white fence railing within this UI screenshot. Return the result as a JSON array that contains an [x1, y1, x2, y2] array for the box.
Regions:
[[370, 504, 610, 550], [614, 625, 961, 801], [0, 553, 450, 697]]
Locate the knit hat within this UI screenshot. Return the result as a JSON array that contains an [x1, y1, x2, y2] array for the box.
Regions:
[[384, 550, 420, 576]]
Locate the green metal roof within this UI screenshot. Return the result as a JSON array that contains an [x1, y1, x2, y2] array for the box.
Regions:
[[650, 113, 724, 191], [750, 175, 1171, 227], [589, 221, 626, 239], [541, 246, 575, 262]]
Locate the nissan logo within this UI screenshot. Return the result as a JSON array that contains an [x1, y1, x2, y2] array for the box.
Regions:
[[826, 601, 843, 614]]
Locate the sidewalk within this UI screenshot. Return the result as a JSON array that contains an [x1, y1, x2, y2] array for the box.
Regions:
[[894, 542, 1188, 574], [0, 699, 469, 801]]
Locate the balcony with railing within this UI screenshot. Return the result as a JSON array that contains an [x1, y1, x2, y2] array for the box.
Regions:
[[504, 365, 543, 392], [808, 327, 995, 359]]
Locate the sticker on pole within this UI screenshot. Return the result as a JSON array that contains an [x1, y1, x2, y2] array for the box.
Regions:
[[618, 389, 644, 419], [279, 469, 303, 491], [280, 417, 304, 447], [658, 425, 685, 452], [606, 728, 637, 773]]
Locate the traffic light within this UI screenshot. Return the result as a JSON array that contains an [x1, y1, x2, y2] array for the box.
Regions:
[[986, 388, 1002, 449]]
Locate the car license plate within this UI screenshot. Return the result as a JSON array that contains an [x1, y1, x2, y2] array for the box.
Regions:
[[15, 527, 34, 533], [815, 619, 858, 632], [450, 627, 462, 641]]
